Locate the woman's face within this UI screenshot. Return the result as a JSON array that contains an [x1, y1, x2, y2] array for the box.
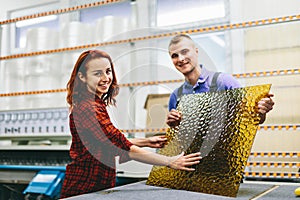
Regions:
[[79, 57, 113, 97]]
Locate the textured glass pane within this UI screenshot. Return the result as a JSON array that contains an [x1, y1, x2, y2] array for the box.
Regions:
[[147, 84, 271, 197]]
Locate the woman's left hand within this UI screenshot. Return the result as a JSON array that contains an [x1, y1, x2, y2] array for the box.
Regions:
[[147, 135, 167, 148]]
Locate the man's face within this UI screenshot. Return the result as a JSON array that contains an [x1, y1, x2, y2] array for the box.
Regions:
[[169, 37, 199, 76]]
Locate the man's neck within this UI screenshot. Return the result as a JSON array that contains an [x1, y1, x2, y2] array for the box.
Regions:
[[185, 65, 201, 86]]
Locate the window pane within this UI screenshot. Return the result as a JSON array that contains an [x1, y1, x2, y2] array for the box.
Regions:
[[9, 2, 60, 50], [16, 17, 59, 48], [193, 33, 226, 72], [157, 0, 226, 27], [80, 2, 131, 24]]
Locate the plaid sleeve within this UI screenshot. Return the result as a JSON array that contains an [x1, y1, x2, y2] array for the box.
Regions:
[[72, 101, 132, 162]]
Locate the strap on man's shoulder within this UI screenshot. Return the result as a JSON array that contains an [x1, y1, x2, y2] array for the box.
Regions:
[[177, 84, 184, 98], [176, 71, 221, 107], [175, 84, 184, 108], [209, 72, 221, 92]]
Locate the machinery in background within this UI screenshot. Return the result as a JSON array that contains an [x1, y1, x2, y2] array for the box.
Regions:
[[0, 107, 71, 200], [0, 107, 152, 199]]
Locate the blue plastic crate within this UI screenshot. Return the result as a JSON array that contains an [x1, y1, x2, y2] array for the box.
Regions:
[[23, 170, 65, 199]]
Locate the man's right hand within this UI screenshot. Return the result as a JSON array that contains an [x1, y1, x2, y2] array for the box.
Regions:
[[166, 109, 182, 127]]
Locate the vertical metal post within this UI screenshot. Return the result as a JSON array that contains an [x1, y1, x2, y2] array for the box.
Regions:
[[0, 25, 2, 56], [0, 25, 3, 94], [128, 0, 138, 137]]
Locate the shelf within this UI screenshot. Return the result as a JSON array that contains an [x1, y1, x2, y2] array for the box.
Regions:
[[0, 145, 70, 151], [0, 133, 71, 140]]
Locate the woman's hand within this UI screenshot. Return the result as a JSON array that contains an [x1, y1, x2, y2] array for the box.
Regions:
[[128, 135, 167, 148], [166, 109, 182, 127], [168, 152, 202, 171], [147, 135, 167, 148], [129, 146, 201, 171]]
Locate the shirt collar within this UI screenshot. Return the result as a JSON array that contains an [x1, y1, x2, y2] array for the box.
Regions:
[[183, 65, 210, 89], [198, 66, 209, 83]]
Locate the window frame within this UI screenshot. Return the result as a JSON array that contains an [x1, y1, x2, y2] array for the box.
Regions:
[[7, 1, 60, 54], [155, 0, 230, 30]]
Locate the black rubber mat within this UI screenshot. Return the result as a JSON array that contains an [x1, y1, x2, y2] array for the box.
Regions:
[[65, 181, 299, 200]]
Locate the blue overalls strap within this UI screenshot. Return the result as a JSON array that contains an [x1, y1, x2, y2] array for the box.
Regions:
[[209, 72, 221, 92], [175, 84, 184, 108], [175, 72, 221, 108]]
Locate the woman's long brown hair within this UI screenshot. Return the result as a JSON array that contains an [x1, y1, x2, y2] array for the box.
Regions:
[[66, 50, 119, 109]]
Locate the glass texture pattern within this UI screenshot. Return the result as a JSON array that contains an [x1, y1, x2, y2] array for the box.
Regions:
[[147, 84, 271, 197]]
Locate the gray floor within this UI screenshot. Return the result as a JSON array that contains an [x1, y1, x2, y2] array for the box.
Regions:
[[256, 185, 299, 200], [65, 180, 300, 200]]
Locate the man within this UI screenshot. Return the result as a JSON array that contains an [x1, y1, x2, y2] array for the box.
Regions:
[[166, 34, 274, 127]]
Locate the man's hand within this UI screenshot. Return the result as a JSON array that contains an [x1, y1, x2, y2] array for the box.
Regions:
[[258, 93, 274, 124], [166, 109, 182, 127], [258, 93, 274, 114]]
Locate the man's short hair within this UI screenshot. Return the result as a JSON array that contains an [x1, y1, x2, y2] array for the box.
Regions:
[[168, 34, 193, 48]]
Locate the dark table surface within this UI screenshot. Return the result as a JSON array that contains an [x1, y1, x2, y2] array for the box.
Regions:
[[64, 180, 299, 200]]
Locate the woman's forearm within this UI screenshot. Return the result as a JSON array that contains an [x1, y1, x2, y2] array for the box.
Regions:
[[128, 136, 167, 148], [128, 145, 201, 171], [128, 145, 169, 166], [128, 138, 149, 147]]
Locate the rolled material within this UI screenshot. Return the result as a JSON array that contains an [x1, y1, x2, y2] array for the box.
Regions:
[[94, 16, 129, 42], [3, 60, 27, 110], [61, 52, 81, 87], [26, 27, 58, 51], [24, 54, 62, 109], [3, 59, 25, 92], [59, 21, 92, 47]]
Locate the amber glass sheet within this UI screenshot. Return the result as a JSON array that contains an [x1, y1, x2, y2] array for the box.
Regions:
[[146, 84, 271, 197]]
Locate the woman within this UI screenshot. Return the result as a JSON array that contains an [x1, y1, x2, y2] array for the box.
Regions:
[[60, 50, 201, 198]]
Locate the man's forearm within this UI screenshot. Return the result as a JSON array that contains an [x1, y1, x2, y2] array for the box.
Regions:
[[259, 113, 266, 124]]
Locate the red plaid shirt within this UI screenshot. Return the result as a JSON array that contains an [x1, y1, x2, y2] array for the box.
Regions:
[[60, 91, 133, 198]]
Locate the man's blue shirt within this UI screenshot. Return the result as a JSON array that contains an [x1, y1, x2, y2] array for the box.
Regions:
[[168, 66, 241, 111]]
